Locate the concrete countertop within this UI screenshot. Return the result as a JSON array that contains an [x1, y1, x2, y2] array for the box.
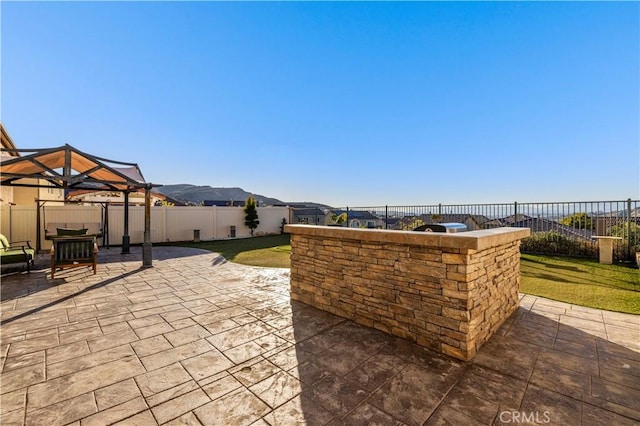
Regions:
[[285, 225, 531, 251]]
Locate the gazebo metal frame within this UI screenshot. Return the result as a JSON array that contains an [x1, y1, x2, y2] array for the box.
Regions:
[[1, 144, 159, 267]]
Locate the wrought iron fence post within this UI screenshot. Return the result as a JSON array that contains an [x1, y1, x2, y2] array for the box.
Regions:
[[514, 201, 518, 227], [438, 203, 442, 216], [628, 198, 632, 261], [385, 205, 388, 229], [346, 207, 349, 228]]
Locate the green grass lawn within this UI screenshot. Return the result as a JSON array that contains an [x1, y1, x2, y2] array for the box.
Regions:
[[520, 254, 640, 314], [168, 236, 639, 314], [170, 234, 292, 268]]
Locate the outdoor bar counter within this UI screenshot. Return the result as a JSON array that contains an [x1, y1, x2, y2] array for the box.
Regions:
[[285, 225, 531, 361]]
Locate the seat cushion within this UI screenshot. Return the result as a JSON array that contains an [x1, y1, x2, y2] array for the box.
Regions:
[[0, 234, 9, 249], [57, 228, 88, 236], [1, 248, 34, 264]]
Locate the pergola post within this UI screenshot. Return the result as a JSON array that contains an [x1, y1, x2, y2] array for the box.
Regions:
[[36, 200, 42, 252], [122, 191, 130, 254], [142, 185, 153, 267]]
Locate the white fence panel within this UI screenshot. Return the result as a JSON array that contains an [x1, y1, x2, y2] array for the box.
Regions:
[[0, 204, 292, 249], [215, 207, 248, 238], [41, 205, 102, 229], [165, 207, 215, 242], [107, 206, 162, 244], [3, 206, 37, 244], [256, 207, 289, 236], [41, 205, 103, 250], [106, 206, 125, 246], [106, 206, 139, 245]]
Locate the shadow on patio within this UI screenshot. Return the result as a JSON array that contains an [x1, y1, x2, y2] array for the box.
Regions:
[[0, 247, 638, 425]]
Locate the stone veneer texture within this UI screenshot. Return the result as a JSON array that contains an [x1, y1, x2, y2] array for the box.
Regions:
[[286, 225, 530, 361]]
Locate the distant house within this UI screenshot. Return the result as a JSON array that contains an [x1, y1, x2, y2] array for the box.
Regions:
[[429, 214, 486, 231], [511, 217, 593, 241], [66, 189, 182, 206], [389, 213, 485, 231], [293, 208, 329, 225], [481, 214, 531, 229], [1, 123, 65, 206], [385, 217, 401, 228], [331, 210, 384, 229], [274, 203, 308, 208], [502, 214, 533, 225], [594, 209, 640, 236], [0, 124, 18, 205], [482, 219, 505, 229], [203, 200, 245, 207]]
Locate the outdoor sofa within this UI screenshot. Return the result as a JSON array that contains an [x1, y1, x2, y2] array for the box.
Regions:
[[0, 233, 35, 273]]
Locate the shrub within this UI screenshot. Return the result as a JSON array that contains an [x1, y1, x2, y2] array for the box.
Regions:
[[244, 196, 260, 236], [610, 222, 640, 253], [520, 231, 597, 257], [331, 213, 347, 225], [560, 213, 592, 229], [393, 218, 426, 231]]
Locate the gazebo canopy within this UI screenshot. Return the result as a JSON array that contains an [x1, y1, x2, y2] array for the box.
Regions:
[[0, 144, 151, 191], [1, 143, 157, 267]]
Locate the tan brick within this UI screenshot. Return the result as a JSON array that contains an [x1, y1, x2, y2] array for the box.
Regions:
[[442, 288, 469, 301], [442, 253, 466, 264], [442, 343, 469, 361], [416, 335, 440, 352], [441, 327, 468, 342], [445, 271, 466, 281], [442, 307, 470, 321], [388, 303, 413, 317], [415, 312, 460, 331]]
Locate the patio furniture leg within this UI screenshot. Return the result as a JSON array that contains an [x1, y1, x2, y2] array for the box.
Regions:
[[50, 247, 55, 279]]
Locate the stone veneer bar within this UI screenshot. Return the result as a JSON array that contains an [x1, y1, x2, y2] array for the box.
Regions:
[[285, 225, 531, 361]]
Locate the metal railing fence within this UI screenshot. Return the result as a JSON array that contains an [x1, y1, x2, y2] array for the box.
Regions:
[[336, 199, 639, 262]]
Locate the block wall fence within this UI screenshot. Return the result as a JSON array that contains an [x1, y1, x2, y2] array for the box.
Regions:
[[286, 225, 531, 361]]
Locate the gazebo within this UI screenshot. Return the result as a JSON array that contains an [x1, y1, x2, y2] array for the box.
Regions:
[[0, 144, 159, 267]]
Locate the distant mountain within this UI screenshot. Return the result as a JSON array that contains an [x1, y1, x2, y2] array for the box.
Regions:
[[156, 184, 285, 206]]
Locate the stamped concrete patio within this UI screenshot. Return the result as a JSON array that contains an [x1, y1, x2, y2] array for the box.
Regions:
[[1, 247, 638, 425]]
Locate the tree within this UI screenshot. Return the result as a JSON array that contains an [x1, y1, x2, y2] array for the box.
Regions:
[[330, 213, 347, 225], [610, 222, 640, 253], [560, 213, 592, 229], [244, 196, 260, 236], [401, 218, 425, 231]]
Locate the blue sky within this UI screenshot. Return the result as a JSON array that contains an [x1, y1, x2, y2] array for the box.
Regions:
[[2, 2, 638, 206]]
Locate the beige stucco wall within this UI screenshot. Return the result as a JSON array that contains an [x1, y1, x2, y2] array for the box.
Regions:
[[11, 178, 65, 205], [0, 185, 14, 205]]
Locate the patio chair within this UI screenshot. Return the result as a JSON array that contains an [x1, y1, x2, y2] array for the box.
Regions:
[[50, 236, 98, 278], [0, 233, 35, 273]]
